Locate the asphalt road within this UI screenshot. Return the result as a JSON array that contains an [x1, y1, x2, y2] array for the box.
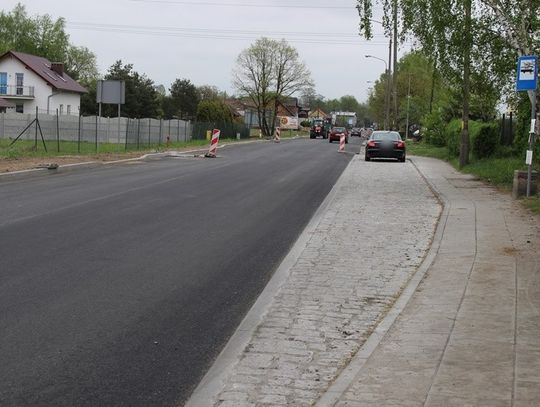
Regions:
[[0, 137, 360, 406]]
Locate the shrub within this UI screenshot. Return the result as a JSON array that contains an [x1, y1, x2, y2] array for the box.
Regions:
[[300, 120, 311, 128], [422, 110, 446, 147], [472, 123, 499, 159], [445, 119, 462, 157]]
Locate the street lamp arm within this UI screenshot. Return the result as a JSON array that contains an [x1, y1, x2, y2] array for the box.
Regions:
[[365, 55, 388, 69]]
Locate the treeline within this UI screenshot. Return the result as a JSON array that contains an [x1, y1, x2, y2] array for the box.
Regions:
[[359, 0, 540, 165]]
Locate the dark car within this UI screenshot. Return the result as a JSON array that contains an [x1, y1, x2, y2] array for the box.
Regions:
[[365, 130, 406, 162], [350, 127, 362, 137], [328, 127, 349, 143]]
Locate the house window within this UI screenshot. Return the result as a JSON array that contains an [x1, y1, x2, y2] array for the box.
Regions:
[[67, 105, 71, 115], [16, 104, 23, 113], [16, 73, 24, 96], [0, 72, 6, 95], [59, 104, 64, 115]]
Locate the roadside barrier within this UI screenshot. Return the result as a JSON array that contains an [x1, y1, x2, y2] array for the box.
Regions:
[[274, 127, 281, 143], [205, 128, 220, 158], [339, 134, 345, 152]]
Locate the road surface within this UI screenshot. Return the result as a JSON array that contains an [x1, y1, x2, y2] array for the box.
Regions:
[[0, 138, 358, 406]]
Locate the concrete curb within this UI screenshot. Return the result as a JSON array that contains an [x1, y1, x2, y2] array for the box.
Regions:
[[184, 154, 358, 407], [315, 156, 448, 406]]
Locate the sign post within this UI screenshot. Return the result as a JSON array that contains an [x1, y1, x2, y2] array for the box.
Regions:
[[516, 55, 538, 197]]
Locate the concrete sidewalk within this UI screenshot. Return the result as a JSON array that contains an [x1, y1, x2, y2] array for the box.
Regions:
[[323, 156, 540, 406], [187, 155, 540, 406]]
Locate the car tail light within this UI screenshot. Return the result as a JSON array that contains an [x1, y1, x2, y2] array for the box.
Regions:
[[367, 140, 376, 147], [395, 141, 405, 148]]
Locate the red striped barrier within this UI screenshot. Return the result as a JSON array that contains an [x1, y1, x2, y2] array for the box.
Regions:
[[205, 129, 220, 158], [339, 134, 345, 152], [274, 127, 281, 143]]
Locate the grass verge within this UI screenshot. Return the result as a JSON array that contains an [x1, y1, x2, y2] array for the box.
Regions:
[[407, 141, 540, 212]]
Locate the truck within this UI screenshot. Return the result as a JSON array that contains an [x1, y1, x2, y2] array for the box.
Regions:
[[331, 111, 357, 129], [309, 118, 332, 139]]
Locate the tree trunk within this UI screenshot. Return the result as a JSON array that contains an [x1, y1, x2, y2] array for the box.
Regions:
[[459, 0, 472, 169]]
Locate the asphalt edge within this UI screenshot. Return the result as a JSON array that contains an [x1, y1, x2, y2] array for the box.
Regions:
[[183, 153, 359, 407], [315, 156, 449, 406]]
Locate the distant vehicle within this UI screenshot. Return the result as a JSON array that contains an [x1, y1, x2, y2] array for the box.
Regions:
[[350, 127, 362, 137], [328, 127, 349, 144], [309, 118, 331, 139], [365, 131, 406, 162]]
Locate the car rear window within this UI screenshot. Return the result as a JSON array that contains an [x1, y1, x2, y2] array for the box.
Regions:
[[333, 127, 346, 132], [371, 132, 401, 141]]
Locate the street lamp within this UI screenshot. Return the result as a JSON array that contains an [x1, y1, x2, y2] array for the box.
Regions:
[[365, 55, 391, 130]]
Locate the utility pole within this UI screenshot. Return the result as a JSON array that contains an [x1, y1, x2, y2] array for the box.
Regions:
[[365, 54, 390, 130], [392, 0, 398, 131], [387, 38, 392, 130], [405, 74, 411, 139], [459, 0, 472, 168]]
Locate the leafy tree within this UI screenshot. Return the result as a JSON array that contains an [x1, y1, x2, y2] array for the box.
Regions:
[[197, 85, 227, 101], [169, 78, 199, 119], [233, 37, 313, 138], [65, 45, 98, 81], [94, 60, 160, 118], [196, 99, 233, 123], [0, 4, 98, 82]]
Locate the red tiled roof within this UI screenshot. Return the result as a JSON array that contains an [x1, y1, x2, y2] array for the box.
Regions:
[[0, 51, 87, 94], [0, 97, 15, 108]]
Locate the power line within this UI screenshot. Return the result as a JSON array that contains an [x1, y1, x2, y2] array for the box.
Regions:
[[128, 0, 359, 9], [66, 21, 391, 45]]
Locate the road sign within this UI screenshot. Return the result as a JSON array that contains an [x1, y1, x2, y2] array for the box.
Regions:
[[516, 56, 538, 91]]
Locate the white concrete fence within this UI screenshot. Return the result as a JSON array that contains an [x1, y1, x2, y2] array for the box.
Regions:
[[0, 111, 192, 146]]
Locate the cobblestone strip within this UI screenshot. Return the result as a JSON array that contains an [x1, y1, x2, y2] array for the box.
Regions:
[[215, 157, 441, 406]]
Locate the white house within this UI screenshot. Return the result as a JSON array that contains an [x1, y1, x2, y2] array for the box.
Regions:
[[0, 50, 87, 115]]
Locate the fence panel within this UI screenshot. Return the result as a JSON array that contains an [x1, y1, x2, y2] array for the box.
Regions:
[[1, 112, 192, 153]]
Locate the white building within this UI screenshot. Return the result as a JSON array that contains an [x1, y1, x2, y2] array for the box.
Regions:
[[0, 50, 86, 115]]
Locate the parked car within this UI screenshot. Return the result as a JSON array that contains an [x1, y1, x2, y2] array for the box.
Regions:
[[365, 131, 406, 162], [328, 127, 349, 143], [350, 127, 362, 137]]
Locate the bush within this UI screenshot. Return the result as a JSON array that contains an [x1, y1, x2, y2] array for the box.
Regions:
[[422, 110, 446, 147], [445, 119, 462, 157], [300, 120, 311, 128], [472, 123, 499, 159]]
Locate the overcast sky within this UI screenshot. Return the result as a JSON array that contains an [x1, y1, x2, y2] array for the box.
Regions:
[[4, 0, 412, 103]]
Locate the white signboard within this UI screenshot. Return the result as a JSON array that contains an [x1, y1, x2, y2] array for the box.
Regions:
[[278, 116, 299, 130]]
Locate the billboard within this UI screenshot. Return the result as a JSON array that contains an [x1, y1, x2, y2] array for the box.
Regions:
[[278, 116, 299, 129]]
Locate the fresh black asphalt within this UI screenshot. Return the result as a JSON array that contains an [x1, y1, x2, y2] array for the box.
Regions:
[[0, 137, 358, 406]]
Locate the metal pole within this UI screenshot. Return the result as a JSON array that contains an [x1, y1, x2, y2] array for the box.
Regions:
[[56, 108, 60, 152], [78, 114, 81, 153], [34, 106, 38, 150], [386, 38, 392, 130], [527, 90, 537, 197]]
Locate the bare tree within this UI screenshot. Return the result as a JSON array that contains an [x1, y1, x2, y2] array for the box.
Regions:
[[233, 37, 313, 138]]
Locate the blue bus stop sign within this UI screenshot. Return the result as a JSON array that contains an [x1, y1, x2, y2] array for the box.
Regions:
[[516, 55, 538, 91]]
